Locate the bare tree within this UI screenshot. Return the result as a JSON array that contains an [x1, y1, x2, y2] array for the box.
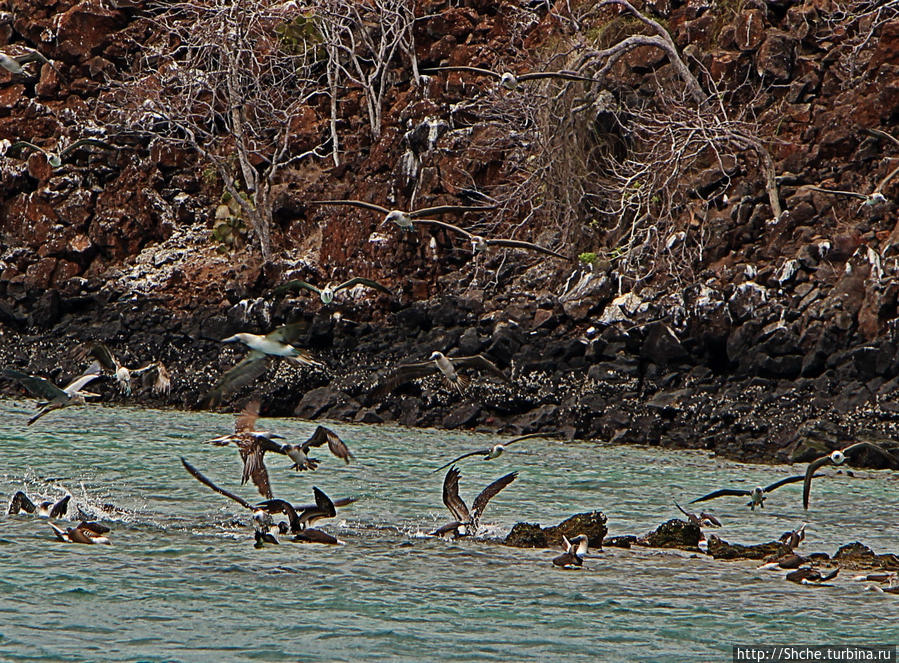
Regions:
[[114, 0, 326, 262], [315, 0, 416, 156]]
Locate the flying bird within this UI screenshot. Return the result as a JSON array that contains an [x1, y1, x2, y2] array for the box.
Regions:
[[310, 199, 495, 231], [436, 466, 518, 537], [432, 432, 555, 473], [416, 218, 569, 260], [49, 521, 111, 545], [281, 425, 355, 471], [89, 342, 169, 396], [552, 534, 589, 569], [0, 48, 56, 75], [689, 474, 813, 510], [8, 491, 70, 518], [2, 361, 102, 425], [423, 65, 601, 90], [204, 323, 320, 406], [8, 138, 115, 169], [673, 501, 722, 528], [273, 277, 393, 304], [802, 442, 899, 510], [375, 351, 508, 397]]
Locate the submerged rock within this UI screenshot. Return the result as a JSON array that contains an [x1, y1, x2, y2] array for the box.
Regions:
[[504, 511, 607, 550], [833, 542, 899, 571], [638, 519, 701, 551], [604, 535, 637, 549]]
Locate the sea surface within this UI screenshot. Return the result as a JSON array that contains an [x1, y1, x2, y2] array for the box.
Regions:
[[1, 400, 897, 662]]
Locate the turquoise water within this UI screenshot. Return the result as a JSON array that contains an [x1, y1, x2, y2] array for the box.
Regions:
[[1, 400, 897, 662]]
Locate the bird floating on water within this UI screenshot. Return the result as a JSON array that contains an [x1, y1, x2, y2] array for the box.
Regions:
[[432, 432, 556, 473], [273, 277, 393, 304], [690, 474, 813, 510], [785, 566, 839, 585], [423, 65, 601, 90], [204, 323, 320, 406], [433, 466, 517, 537], [49, 520, 111, 545], [2, 361, 102, 425], [415, 217, 570, 260], [89, 342, 170, 396], [8, 491, 70, 518], [375, 351, 508, 397], [802, 442, 899, 510], [552, 534, 589, 569], [310, 199, 495, 231]]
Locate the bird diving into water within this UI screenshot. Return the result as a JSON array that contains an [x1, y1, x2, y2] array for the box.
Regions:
[[432, 466, 518, 538], [2, 361, 102, 425], [204, 322, 321, 406], [374, 351, 509, 397], [690, 474, 813, 510], [310, 199, 495, 231], [89, 342, 170, 396], [206, 402, 353, 499], [180, 458, 353, 544], [431, 433, 557, 473], [422, 65, 601, 90], [802, 442, 899, 510], [8, 491, 70, 518], [273, 277, 393, 304]]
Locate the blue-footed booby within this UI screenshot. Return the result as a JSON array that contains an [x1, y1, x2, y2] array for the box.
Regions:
[[2, 361, 102, 425]]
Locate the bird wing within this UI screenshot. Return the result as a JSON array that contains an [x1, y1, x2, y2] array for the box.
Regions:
[[50, 495, 71, 519], [2, 368, 67, 400], [293, 528, 340, 544], [452, 355, 510, 382], [421, 65, 502, 79], [256, 498, 301, 532], [313, 426, 354, 463], [517, 70, 600, 83], [180, 457, 253, 510], [77, 520, 110, 535], [470, 471, 518, 527], [153, 363, 171, 395], [272, 280, 322, 297], [293, 496, 357, 510], [843, 441, 899, 465], [235, 400, 261, 433], [63, 362, 103, 394], [334, 277, 393, 296], [442, 467, 470, 523], [414, 219, 474, 239], [410, 204, 496, 218], [236, 437, 273, 500], [805, 185, 868, 200], [763, 474, 811, 494], [89, 343, 120, 371], [59, 138, 115, 158], [298, 487, 337, 527], [485, 238, 570, 260], [802, 456, 834, 510], [8, 491, 36, 514], [310, 199, 390, 215], [503, 432, 558, 448], [7, 141, 45, 157], [432, 449, 491, 473], [0, 52, 25, 74], [266, 322, 306, 345], [203, 353, 268, 407], [873, 164, 899, 196], [373, 360, 440, 397], [689, 488, 751, 503]]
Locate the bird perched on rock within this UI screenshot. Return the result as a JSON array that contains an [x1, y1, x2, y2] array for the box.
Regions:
[[552, 534, 589, 569], [204, 323, 321, 406], [2, 361, 102, 425], [8, 491, 70, 518], [375, 351, 508, 397], [432, 466, 517, 538], [273, 277, 393, 304], [778, 523, 807, 549], [310, 199, 495, 231], [49, 521, 111, 545], [690, 474, 814, 511], [89, 342, 170, 396], [802, 442, 899, 509]]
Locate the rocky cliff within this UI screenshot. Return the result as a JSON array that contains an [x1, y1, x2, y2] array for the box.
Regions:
[[2, 0, 899, 466]]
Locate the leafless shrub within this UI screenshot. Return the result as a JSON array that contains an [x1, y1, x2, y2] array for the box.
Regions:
[[112, 0, 326, 261], [314, 0, 416, 158], [820, 0, 899, 89]]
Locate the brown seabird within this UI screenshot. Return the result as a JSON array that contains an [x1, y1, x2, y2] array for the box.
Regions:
[[552, 534, 589, 569], [310, 199, 495, 231], [8, 491, 70, 518], [433, 466, 517, 537], [49, 520, 111, 545], [802, 442, 899, 509], [89, 342, 170, 396], [432, 433, 555, 473], [2, 361, 102, 425]]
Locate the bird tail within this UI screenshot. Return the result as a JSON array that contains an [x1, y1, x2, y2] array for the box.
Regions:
[[288, 351, 323, 368], [443, 374, 469, 393]]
